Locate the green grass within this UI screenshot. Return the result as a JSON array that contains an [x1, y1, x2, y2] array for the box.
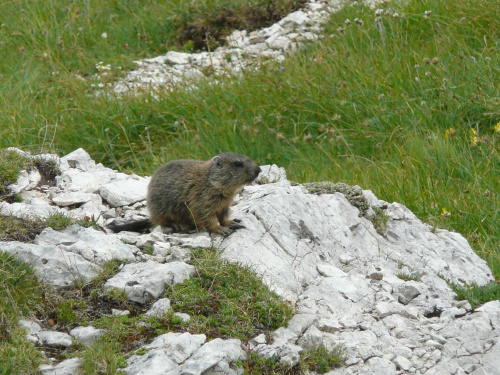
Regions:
[[244, 345, 344, 374], [162, 247, 293, 341], [0, 150, 29, 195], [446, 281, 500, 310], [0, 253, 46, 374]]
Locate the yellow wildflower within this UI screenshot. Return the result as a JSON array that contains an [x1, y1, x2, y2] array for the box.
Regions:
[[471, 136, 478, 146], [441, 208, 451, 217], [444, 127, 455, 139], [493, 122, 500, 133]]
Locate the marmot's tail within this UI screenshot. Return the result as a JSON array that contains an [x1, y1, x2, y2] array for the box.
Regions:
[[106, 217, 152, 233]]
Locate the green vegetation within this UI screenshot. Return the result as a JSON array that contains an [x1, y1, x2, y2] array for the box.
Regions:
[[79, 339, 128, 375], [396, 272, 422, 283], [0, 215, 47, 242], [0, 253, 46, 373], [244, 345, 344, 374], [44, 212, 73, 230], [162, 247, 293, 340], [446, 281, 500, 310], [0, 150, 27, 196], [0, 212, 80, 242], [1, 0, 500, 372]]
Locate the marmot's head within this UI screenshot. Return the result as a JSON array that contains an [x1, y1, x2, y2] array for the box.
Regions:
[[209, 153, 261, 191]]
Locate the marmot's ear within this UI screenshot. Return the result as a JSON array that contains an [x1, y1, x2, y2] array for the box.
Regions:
[[212, 156, 223, 168]]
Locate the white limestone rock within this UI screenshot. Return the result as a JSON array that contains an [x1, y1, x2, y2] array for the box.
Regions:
[[124, 332, 206, 374], [35, 225, 138, 265], [61, 148, 96, 171], [56, 168, 114, 193], [39, 358, 81, 375], [280, 10, 309, 27], [267, 35, 292, 51], [145, 298, 171, 318], [165, 51, 191, 65], [99, 176, 149, 207], [167, 233, 213, 249], [0, 241, 101, 288], [0, 199, 62, 219], [167, 338, 246, 375], [217, 181, 496, 370], [104, 260, 195, 303], [38, 331, 73, 348], [69, 326, 105, 346], [51, 192, 96, 206], [254, 164, 288, 185], [153, 243, 192, 263], [398, 284, 421, 305], [173, 312, 190, 323], [7, 169, 41, 194], [297, 325, 323, 350], [227, 30, 249, 48], [19, 319, 42, 344]]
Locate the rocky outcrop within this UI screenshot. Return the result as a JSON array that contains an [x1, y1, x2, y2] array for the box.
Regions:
[[110, 0, 379, 94], [3, 147, 499, 375]]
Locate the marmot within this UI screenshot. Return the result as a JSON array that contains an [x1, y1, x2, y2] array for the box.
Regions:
[[146, 152, 261, 235]]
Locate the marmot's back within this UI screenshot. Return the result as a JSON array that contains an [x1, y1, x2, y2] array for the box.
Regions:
[[147, 153, 261, 234]]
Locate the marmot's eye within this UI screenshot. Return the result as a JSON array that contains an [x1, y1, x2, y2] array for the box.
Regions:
[[233, 161, 244, 168]]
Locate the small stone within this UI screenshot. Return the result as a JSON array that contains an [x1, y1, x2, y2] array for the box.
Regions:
[[250, 333, 267, 347], [398, 285, 421, 305], [165, 51, 191, 65], [145, 298, 171, 318], [104, 260, 195, 304], [173, 312, 191, 322], [61, 148, 95, 171], [375, 302, 394, 318], [425, 340, 443, 349], [297, 325, 322, 350], [112, 309, 130, 316], [51, 192, 95, 206], [19, 319, 42, 343], [69, 326, 104, 346], [38, 331, 73, 348], [393, 355, 411, 371], [99, 177, 149, 207], [317, 318, 342, 333], [339, 253, 354, 264], [39, 357, 81, 375]]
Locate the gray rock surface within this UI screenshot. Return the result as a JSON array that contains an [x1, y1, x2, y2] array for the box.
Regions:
[[145, 298, 172, 318], [3, 136, 499, 375], [19, 319, 43, 343], [39, 358, 81, 375], [36, 225, 138, 265], [37, 331, 73, 347], [124, 332, 206, 375], [1, 241, 101, 287], [104, 260, 195, 303], [99, 176, 149, 207], [69, 326, 105, 346], [164, 338, 246, 375]]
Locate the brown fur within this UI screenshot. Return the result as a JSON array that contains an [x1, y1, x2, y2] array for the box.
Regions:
[[147, 153, 261, 234]]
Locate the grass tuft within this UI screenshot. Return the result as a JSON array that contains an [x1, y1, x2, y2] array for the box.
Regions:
[[243, 345, 344, 374], [446, 280, 500, 310], [0, 216, 47, 242], [163, 247, 293, 341]]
